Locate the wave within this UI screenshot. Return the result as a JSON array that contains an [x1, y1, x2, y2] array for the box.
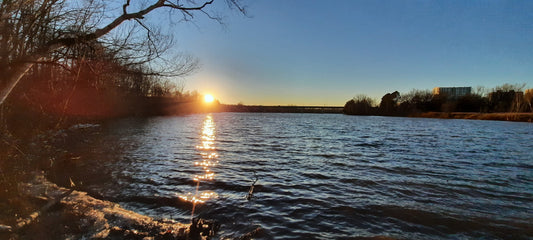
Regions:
[[329, 204, 533, 238], [54, 113, 533, 240], [108, 195, 192, 209], [301, 172, 332, 180], [353, 142, 383, 148]]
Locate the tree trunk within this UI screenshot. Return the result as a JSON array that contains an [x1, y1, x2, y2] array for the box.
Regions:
[[0, 0, 232, 106], [0, 61, 36, 105]]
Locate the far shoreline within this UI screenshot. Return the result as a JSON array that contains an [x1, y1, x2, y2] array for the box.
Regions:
[[216, 104, 533, 122], [413, 112, 533, 123]]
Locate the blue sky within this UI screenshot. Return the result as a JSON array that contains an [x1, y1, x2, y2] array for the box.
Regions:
[[167, 0, 532, 105]]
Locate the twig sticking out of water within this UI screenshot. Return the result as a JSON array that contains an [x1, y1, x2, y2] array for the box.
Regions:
[[246, 171, 258, 200]]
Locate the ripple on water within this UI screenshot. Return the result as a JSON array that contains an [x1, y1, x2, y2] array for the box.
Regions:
[[55, 113, 533, 240]]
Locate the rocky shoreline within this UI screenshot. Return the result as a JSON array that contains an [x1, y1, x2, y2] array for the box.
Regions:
[[1, 173, 218, 240]]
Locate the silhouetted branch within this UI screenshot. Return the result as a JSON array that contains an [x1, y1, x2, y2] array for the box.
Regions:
[[0, 0, 246, 106]]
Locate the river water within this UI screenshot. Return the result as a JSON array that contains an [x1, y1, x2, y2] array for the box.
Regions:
[[52, 113, 532, 239]]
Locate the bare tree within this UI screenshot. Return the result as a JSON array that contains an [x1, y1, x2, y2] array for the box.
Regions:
[[0, 0, 245, 106], [472, 85, 488, 97], [525, 89, 533, 113], [343, 94, 375, 115], [492, 83, 526, 92]]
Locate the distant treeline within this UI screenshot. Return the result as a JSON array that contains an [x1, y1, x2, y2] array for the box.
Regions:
[[219, 104, 343, 114], [344, 84, 533, 116]]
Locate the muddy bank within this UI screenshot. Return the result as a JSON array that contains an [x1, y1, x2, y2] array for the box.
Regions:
[[1, 173, 218, 240]]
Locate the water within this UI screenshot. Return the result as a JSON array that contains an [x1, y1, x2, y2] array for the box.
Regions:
[[51, 113, 533, 239]]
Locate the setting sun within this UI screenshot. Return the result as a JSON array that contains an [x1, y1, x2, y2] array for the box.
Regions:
[[204, 94, 215, 103]]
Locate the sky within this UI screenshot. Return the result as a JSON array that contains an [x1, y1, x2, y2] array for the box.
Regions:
[[164, 0, 532, 106]]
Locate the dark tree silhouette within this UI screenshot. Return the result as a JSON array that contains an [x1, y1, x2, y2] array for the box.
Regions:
[[0, 0, 245, 106], [344, 95, 375, 115], [489, 90, 519, 112], [344, 84, 531, 117], [456, 94, 487, 112], [379, 91, 400, 115]]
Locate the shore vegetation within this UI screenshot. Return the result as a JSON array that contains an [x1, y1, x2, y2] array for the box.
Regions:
[[344, 83, 533, 122]]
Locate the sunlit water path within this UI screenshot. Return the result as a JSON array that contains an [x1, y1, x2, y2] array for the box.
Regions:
[[52, 113, 533, 239]]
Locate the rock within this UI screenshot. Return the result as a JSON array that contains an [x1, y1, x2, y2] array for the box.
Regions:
[[16, 173, 216, 240], [91, 229, 110, 238]]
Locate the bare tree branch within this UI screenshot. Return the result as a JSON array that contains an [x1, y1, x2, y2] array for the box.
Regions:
[[0, 0, 246, 105]]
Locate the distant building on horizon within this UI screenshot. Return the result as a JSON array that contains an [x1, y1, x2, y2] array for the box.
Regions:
[[432, 87, 472, 99]]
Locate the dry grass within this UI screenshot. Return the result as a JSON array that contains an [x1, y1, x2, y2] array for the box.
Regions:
[[417, 112, 533, 122]]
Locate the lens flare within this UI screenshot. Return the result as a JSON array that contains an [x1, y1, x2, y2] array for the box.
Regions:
[[204, 94, 214, 103]]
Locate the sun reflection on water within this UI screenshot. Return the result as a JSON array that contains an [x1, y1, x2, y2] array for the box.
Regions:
[[180, 114, 219, 219]]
